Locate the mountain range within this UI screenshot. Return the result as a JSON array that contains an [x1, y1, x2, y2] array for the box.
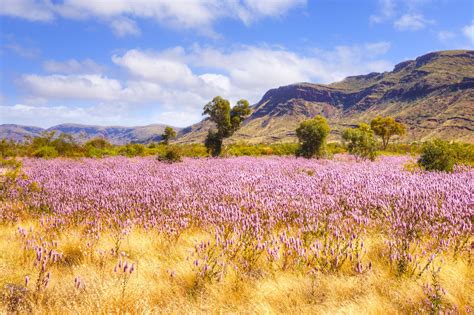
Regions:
[[178, 50, 473, 144], [2, 50, 473, 144], [0, 123, 181, 145]]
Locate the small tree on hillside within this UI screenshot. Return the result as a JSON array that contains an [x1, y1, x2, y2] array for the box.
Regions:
[[370, 116, 406, 150], [342, 123, 377, 161], [295, 115, 330, 158], [161, 126, 177, 145], [203, 96, 251, 157]]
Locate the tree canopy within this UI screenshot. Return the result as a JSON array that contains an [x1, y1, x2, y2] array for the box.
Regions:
[[162, 126, 177, 145], [342, 123, 377, 161], [295, 115, 330, 158], [203, 96, 251, 157], [370, 116, 406, 150]]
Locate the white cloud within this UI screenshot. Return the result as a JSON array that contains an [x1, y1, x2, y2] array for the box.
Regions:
[[0, 0, 307, 36], [437, 31, 456, 42], [462, 20, 474, 44], [370, 0, 435, 32], [13, 42, 392, 127], [4, 42, 40, 58], [110, 17, 141, 37], [112, 49, 199, 87], [394, 13, 433, 31], [0, 0, 54, 22], [21, 74, 124, 101], [0, 103, 133, 128], [43, 59, 104, 74], [370, 0, 396, 24]]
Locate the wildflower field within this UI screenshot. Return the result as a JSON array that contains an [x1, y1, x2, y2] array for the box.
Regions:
[[0, 156, 473, 313]]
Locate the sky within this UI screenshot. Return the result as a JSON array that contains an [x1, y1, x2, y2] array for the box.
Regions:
[[0, 0, 473, 128]]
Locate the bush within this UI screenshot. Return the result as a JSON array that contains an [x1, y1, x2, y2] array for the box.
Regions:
[[450, 142, 474, 166], [118, 144, 146, 157], [327, 142, 346, 155], [417, 139, 455, 172], [342, 123, 377, 161], [32, 146, 59, 159], [85, 138, 112, 150], [226, 143, 298, 156], [156, 146, 182, 163], [296, 115, 330, 158]]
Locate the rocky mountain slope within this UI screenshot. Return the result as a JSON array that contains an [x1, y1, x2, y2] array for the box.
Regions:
[[178, 50, 474, 144], [0, 123, 181, 144]]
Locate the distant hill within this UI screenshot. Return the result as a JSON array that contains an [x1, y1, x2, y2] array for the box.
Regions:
[[0, 124, 45, 142], [178, 50, 474, 144], [0, 123, 181, 145]]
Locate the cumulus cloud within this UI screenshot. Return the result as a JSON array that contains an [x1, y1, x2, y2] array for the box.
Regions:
[[370, 0, 396, 24], [0, 0, 307, 36], [462, 20, 474, 44], [112, 49, 199, 87], [21, 74, 124, 101], [0, 103, 137, 128], [110, 17, 141, 37], [10, 43, 393, 127], [394, 13, 433, 31], [0, 0, 54, 22], [43, 59, 104, 74], [370, 0, 435, 32], [437, 31, 456, 42], [4, 42, 40, 58]]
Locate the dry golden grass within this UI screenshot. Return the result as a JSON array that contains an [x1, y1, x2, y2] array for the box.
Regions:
[[0, 222, 472, 314]]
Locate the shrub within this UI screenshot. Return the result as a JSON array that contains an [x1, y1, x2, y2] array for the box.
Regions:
[[32, 146, 59, 159], [450, 142, 474, 166], [342, 123, 377, 161], [118, 144, 146, 157], [417, 139, 455, 172], [327, 142, 346, 155], [296, 115, 330, 158], [156, 146, 182, 163], [0, 139, 17, 158], [85, 138, 112, 150]]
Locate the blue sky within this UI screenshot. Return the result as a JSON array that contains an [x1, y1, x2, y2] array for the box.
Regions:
[[0, 0, 473, 128]]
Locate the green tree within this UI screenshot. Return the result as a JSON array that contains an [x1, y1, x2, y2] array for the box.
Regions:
[[203, 96, 251, 157], [85, 137, 111, 150], [161, 126, 177, 145], [0, 139, 16, 158], [370, 116, 406, 150], [417, 139, 455, 172], [32, 146, 59, 159], [295, 115, 330, 158], [342, 123, 377, 161], [51, 133, 81, 156], [156, 146, 182, 163]]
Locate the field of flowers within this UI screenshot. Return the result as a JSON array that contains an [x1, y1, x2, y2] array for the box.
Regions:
[[0, 155, 473, 313]]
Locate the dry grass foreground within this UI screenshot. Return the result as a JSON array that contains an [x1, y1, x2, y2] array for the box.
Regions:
[[0, 222, 472, 314]]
